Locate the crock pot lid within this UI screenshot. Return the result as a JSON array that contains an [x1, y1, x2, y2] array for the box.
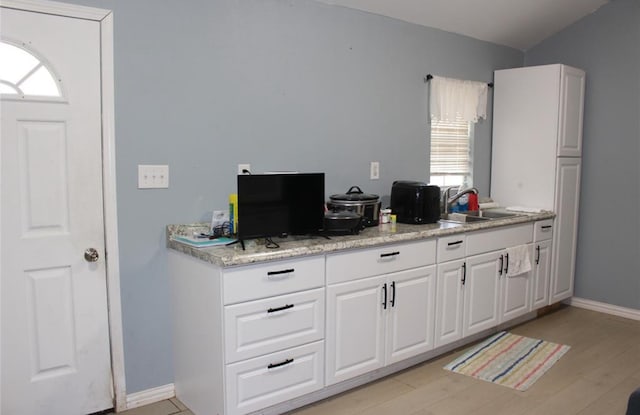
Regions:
[[330, 186, 379, 201]]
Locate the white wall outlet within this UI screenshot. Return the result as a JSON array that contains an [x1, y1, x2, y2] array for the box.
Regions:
[[211, 210, 229, 229], [370, 161, 380, 180], [238, 163, 251, 175], [138, 165, 169, 189]]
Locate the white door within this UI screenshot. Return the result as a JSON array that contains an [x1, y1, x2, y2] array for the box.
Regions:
[[532, 240, 552, 309], [434, 259, 465, 348], [550, 158, 581, 303], [385, 265, 436, 364], [501, 244, 533, 322], [1, 7, 112, 415], [464, 252, 501, 337], [325, 276, 386, 385]]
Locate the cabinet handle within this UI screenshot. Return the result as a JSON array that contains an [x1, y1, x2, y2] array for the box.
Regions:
[[267, 304, 294, 313], [504, 253, 510, 275], [267, 358, 294, 369], [390, 281, 396, 307], [536, 245, 541, 265], [382, 283, 388, 309], [461, 263, 467, 285], [499, 255, 504, 276], [447, 240, 463, 247], [380, 251, 400, 258], [267, 268, 295, 277], [541, 225, 552, 230]]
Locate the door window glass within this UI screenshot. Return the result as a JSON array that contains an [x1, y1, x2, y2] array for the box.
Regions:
[[0, 40, 62, 98]]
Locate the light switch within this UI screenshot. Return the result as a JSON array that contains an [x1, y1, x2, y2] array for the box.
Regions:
[[138, 165, 169, 189]]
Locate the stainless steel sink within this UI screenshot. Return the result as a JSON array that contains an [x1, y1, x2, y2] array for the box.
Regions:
[[440, 212, 491, 223], [439, 209, 522, 224]]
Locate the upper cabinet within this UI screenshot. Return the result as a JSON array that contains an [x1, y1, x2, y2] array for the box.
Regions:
[[557, 66, 586, 157], [490, 63, 585, 210]]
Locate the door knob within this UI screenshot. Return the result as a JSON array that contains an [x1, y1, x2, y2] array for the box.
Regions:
[[84, 248, 99, 262]]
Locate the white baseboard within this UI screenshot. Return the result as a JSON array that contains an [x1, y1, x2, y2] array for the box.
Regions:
[[125, 383, 175, 410], [567, 297, 640, 321]]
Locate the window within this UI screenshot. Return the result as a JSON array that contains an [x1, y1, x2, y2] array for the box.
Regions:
[[429, 116, 473, 187], [0, 40, 62, 98]]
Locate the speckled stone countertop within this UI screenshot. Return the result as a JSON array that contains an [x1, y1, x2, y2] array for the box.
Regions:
[[166, 209, 555, 268]]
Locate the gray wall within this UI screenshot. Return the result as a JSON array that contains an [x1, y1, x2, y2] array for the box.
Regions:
[[61, 0, 522, 393], [525, 0, 640, 310]]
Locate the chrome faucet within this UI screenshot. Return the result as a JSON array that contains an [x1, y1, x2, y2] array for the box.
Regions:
[[442, 187, 479, 214]]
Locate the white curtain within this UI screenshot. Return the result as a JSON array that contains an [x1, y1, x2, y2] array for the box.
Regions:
[[429, 76, 488, 123]]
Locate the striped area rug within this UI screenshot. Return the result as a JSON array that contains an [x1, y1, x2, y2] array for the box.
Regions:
[[444, 331, 570, 391]]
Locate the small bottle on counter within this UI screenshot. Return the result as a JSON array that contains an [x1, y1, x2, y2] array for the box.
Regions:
[[380, 208, 392, 224]]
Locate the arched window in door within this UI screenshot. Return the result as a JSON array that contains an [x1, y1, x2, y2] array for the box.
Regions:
[[0, 40, 62, 98]]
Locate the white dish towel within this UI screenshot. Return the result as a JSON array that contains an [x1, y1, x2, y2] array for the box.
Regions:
[[505, 245, 532, 277]]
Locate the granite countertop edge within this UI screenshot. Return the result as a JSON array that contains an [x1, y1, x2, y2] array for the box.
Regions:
[[166, 210, 555, 268]]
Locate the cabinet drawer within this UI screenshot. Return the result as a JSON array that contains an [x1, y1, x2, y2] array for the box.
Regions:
[[223, 256, 325, 304], [534, 219, 554, 242], [326, 240, 436, 284], [225, 341, 324, 415], [437, 234, 466, 263], [224, 288, 325, 363], [466, 224, 533, 257]]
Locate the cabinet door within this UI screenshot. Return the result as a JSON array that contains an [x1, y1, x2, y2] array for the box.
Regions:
[[501, 244, 533, 322], [557, 66, 585, 157], [434, 259, 465, 348], [550, 158, 581, 303], [464, 252, 502, 337], [385, 266, 436, 365], [532, 240, 552, 309], [326, 276, 386, 385]]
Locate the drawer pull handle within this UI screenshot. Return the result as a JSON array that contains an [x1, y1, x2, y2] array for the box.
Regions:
[[541, 225, 552, 230], [447, 240, 463, 247], [390, 281, 396, 307], [267, 358, 294, 369], [382, 283, 388, 309], [267, 268, 295, 277], [380, 251, 400, 258], [267, 304, 294, 313]]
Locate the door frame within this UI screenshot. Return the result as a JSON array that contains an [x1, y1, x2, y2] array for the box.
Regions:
[[0, 0, 126, 411]]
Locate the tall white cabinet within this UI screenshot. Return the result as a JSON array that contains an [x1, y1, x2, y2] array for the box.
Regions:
[[491, 63, 585, 304]]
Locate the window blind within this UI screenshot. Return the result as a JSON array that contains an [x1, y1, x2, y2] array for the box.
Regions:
[[430, 118, 470, 176]]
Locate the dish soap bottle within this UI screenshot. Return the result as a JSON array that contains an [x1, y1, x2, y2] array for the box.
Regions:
[[457, 176, 471, 212]]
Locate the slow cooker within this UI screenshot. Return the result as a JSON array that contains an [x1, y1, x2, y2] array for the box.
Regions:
[[327, 186, 381, 227]]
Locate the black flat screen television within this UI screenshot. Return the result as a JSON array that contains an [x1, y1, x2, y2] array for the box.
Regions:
[[237, 173, 325, 240]]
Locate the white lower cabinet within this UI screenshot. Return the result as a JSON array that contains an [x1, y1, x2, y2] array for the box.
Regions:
[[464, 251, 503, 337], [170, 220, 554, 415], [326, 265, 436, 385], [434, 259, 465, 347], [225, 341, 324, 415]]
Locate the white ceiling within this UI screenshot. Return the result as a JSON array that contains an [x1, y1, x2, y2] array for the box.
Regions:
[[313, 0, 609, 50]]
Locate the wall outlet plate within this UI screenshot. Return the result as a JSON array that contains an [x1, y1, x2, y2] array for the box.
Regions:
[[370, 161, 380, 180], [238, 164, 251, 175]]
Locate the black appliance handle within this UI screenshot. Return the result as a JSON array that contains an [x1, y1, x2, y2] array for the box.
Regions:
[[380, 251, 400, 258], [346, 186, 363, 194], [267, 268, 295, 277], [499, 255, 504, 276], [267, 358, 294, 369], [504, 253, 510, 275], [461, 263, 467, 285], [536, 245, 541, 265], [447, 240, 463, 247], [390, 281, 396, 307], [382, 283, 387, 309], [267, 304, 294, 313]]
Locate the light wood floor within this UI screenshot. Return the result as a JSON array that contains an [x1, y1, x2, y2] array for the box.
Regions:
[[122, 306, 640, 415]]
